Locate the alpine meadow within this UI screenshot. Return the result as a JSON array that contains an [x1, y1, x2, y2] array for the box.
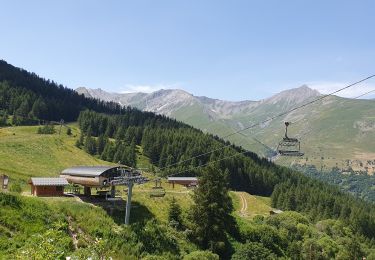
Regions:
[[1, 59, 375, 259], [1, 1, 375, 259]]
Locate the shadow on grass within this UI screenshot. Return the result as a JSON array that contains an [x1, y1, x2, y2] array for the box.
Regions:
[[78, 195, 154, 225]]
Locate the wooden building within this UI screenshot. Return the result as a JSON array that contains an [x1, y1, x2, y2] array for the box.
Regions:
[[167, 177, 198, 188], [60, 166, 129, 195], [29, 177, 68, 196]]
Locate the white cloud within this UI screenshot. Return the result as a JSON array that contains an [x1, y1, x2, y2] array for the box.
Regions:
[[120, 83, 181, 94], [308, 81, 375, 99]]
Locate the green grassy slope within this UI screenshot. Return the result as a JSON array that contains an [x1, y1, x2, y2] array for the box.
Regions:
[[172, 96, 375, 174], [2, 125, 375, 259], [231, 191, 272, 220], [0, 124, 269, 223], [0, 124, 112, 185], [0, 125, 199, 258]]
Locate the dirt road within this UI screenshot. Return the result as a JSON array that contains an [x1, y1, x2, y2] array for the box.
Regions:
[[239, 192, 248, 216]]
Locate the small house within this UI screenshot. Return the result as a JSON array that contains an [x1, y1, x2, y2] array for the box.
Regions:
[[29, 177, 69, 196], [167, 177, 198, 188]]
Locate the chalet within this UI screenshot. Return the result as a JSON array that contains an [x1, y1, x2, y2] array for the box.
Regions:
[[29, 177, 68, 196], [167, 176, 198, 188]]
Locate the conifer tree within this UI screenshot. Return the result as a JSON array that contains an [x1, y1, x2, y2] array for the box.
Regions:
[[96, 135, 106, 155], [84, 135, 96, 155], [101, 142, 114, 161], [168, 197, 182, 228], [31, 97, 47, 119], [189, 165, 234, 255], [75, 134, 84, 148]]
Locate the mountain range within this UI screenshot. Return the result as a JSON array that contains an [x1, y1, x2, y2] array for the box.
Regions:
[[76, 85, 375, 174]]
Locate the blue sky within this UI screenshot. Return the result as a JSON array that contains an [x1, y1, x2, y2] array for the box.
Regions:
[[1, 0, 374, 100]]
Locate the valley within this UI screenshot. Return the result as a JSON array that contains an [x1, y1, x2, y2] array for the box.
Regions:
[[77, 86, 375, 175], [1, 60, 375, 259]]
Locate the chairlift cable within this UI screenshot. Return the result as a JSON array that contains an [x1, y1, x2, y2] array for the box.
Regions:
[[159, 75, 375, 173], [166, 88, 375, 177]]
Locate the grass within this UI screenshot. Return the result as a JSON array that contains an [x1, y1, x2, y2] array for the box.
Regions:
[[231, 191, 272, 220], [170, 95, 375, 174], [132, 179, 193, 223], [0, 125, 195, 223], [0, 124, 278, 258], [0, 124, 112, 187], [0, 124, 271, 225]]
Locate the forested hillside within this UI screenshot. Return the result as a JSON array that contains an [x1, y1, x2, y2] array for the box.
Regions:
[[2, 60, 375, 258], [77, 109, 375, 241], [0, 60, 123, 123]]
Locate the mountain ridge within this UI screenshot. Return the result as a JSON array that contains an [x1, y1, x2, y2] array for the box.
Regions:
[[76, 85, 375, 176], [76, 85, 321, 118]]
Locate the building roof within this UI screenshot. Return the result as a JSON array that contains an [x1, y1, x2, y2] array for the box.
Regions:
[[60, 166, 119, 177], [167, 177, 198, 181], [30, 177, 69, 186]]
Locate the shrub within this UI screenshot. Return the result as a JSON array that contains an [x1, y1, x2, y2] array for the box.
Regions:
[[37, 124, 55, 134], [9, 182, 22, 193], [0, 192, 21, 207], [183, 250, 219, 260], [232, 242, 276, 260]]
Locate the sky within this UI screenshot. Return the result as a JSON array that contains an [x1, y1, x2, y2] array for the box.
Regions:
[[1, 0, 375, 100]]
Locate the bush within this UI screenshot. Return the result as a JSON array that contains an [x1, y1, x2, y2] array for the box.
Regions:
[[0, 192, 21, 207], [134, 219, 179, 255], [37, 124, 55, 134], [9, 182, 22, 193], [66, 127, 72, 135], [183, 250, 219, 260], [232, 242, 276, 260]]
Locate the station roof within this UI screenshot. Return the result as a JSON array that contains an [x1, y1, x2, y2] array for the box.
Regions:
[[30, 177, 69, 186], [60, 166, 120, 177], [167, 177, 198, 181]]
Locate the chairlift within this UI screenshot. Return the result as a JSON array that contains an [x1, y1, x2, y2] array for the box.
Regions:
[[150, 178, 166, 197], [277, 122, 304, 156]]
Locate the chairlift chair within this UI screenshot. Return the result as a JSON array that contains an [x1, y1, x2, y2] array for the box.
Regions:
[[277, 122, 304, 156], [150, 178, 166, 197]]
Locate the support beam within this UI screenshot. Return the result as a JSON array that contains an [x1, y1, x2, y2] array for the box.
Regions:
[[110, 185, 116, 197], [125, 182, 133, 225], [84, 186, 91, 196]]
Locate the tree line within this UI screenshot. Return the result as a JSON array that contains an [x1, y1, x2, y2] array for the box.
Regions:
[[0, 60, 125, 124]]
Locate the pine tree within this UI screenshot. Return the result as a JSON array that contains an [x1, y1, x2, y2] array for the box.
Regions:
[[0, 112, 7, 126], [168, 197, 182, 228], [129, 138, 137, 167], [96, 135, 106, 155], [84, 135, 96, 155], [75, 134, 84, 148], [15, 99, 30, 117], [101, 142, 114, 161], [113, 144, 124, 164], [31, 97, 47, 119], [189, 165, 234, 255]]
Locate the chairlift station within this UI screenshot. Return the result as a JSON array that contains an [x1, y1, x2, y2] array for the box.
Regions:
[[60, 165, 148, 225]]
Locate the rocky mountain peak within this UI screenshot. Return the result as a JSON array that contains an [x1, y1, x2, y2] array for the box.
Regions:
[[265, 85, 321, 105]]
